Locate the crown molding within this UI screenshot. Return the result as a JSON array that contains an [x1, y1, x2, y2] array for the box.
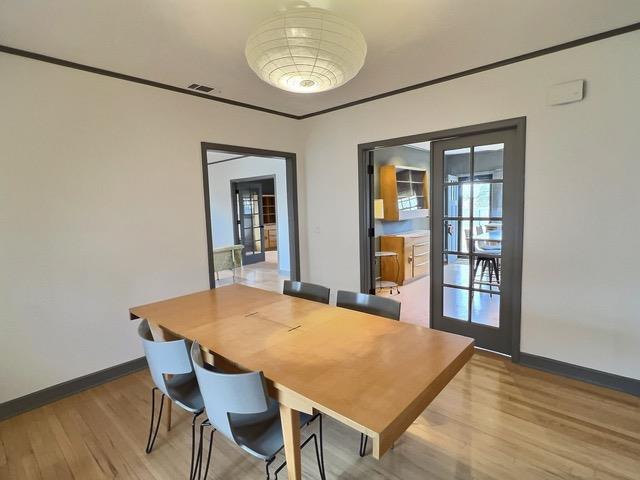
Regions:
[[1, 21, 639, 120]]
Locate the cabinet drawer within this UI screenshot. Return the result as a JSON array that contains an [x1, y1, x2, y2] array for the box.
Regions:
[[412, 258, 429, 278], [410, 241, 429, 257], [408, 241, 429, 279]]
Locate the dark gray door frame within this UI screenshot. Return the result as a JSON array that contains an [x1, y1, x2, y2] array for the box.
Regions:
[[357, 117, 526, 361], [201, 142, 301, 288]]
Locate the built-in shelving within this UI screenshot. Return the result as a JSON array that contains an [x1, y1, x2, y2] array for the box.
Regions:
[[262, 194, 276, 224], [380, 165, 429, 221]]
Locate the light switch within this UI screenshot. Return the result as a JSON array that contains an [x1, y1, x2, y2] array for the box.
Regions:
[[547, 80, 585, 106]]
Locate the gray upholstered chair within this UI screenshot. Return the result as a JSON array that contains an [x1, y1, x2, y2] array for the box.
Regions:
[[189, 341, 326, 480], [283, 280, 330, 304], [138, 320, 204, 478], [335, 290, 401, 457], [336, 290, 401, 321]]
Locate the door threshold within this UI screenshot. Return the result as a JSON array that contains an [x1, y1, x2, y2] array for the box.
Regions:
[[474, 346, 511, 358]]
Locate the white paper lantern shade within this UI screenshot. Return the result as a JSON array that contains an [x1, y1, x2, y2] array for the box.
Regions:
[[245, 8, 367, 93]]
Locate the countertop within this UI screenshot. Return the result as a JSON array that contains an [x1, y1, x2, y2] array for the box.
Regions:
[[384, 229, 429, 238]]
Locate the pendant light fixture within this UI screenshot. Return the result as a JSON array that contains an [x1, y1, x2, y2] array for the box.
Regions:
[[245, 6, 367, 93]]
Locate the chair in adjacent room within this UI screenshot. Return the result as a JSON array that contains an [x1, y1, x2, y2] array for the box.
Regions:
[[335, 290, 400, 456], [467, 228, 500, 292], [189, 341, 326, 480], [283, 280, 330, 304], [138, 319, 205, 479]]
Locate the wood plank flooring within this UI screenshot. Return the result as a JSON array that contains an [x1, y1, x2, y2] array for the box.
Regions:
[[1, 351, 638, 479]]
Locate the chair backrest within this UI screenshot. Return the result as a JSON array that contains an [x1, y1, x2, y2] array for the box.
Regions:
[[464, 228, 471, 251], [190, 341, 269, 442], [336, 290, 401, 320], [138, 319, 193, 396], [283, 280, 330, 304]]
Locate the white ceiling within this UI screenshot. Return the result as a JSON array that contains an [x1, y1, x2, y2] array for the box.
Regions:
[[1, 0, 638, 117]]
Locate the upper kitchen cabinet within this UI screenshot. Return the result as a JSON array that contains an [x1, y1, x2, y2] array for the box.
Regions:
[[380, 165, 430, 221]]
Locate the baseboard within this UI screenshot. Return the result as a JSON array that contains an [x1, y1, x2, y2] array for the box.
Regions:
[[0, 357, 148, 421], [519, 353, 639, 396]]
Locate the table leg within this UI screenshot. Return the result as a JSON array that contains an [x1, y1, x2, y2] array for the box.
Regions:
[[279, 403, 301, 480]]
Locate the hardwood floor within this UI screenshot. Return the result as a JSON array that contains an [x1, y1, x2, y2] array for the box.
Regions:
[[1, 351, 638, 479]]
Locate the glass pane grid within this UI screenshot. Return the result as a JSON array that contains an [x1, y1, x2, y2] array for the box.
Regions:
[[440, 143, 505, 328]]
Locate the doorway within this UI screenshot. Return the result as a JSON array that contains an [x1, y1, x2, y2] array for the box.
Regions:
[[201, 143, 301, 292], [372, 142, 431, 327], [358, 118, 525, 358]]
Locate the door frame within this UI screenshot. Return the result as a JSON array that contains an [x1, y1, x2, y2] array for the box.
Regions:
[[201, 143, 301, 288], [357, 117, 526, 361]]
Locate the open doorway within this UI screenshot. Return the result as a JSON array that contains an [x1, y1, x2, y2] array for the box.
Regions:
[[373, 142, 431, 327], [201, 143, 300, 293]]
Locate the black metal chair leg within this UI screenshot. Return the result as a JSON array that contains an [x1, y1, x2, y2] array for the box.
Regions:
[[474, 257, 482, 280], [195, 421, 205, 480], [265, 457, 274, 480], [359, 433, 368, 457], [193, 420, 215, 480], [145, 387, 165, 454], [201, 427, 214, 480], [265, 426, 325, 480], [189, 411, 203, 480], [488, 259, 494, 296], [311, 432, 325, 480], [318, 414, 326, 479]]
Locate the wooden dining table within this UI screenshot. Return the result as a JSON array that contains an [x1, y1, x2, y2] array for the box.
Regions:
[[129, 284, 474, 479]]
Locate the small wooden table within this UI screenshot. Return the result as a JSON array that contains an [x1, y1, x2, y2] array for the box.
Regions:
[[130, 284, 474, 479]]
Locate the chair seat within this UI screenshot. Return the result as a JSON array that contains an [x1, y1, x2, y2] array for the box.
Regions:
[[476, 247, 501, 255], [165, 372, 204, 413], [230, 398, 313, 460]]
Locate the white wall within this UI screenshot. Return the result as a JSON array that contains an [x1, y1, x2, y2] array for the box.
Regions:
[[208, 155, 290, 272], [0, 53, 302, 403], [299, 31, 640, 379]]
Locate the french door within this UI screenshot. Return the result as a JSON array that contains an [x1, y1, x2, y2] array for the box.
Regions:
[[233, 182, 265, 265], [431, 128, 524, 355]]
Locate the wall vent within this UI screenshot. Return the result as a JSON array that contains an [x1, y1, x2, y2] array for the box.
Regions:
[[187, 83, 215, 93]]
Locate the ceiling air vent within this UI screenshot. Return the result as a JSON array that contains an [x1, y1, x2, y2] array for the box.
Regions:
[[187, 83, 215, 93]]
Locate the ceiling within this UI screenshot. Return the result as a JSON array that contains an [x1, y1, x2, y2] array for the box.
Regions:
[[1, 1, 638, 117]]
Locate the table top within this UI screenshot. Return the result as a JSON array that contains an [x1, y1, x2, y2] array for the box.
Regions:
[[130, 284, 474, 455], [474, 230, 502, 242]]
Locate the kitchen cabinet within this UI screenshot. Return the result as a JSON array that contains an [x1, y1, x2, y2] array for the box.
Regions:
[[380, 231, 430, 285], [380, 165, 429, 221], [264, 223, 277, 251]]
